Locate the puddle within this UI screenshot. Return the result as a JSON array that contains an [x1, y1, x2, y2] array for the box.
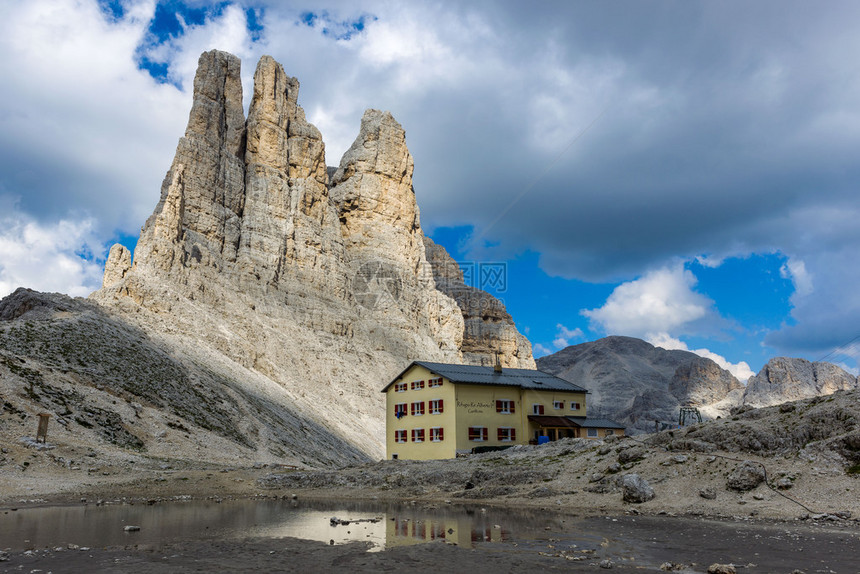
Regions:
[[2, 500, 857, 573], [0, 500, 583, 552]]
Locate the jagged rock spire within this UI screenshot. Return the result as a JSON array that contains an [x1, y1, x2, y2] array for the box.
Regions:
[[134, 49, 246, 272], [97, 50, 533, 372]]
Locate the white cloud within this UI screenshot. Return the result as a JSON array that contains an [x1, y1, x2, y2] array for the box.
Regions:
[[532, 343, 552, 357], [552, 323, 584, 349], [648, 333, 755, 382], [0, 209, 104, 298], [780, 257, 813, 298], [582, 265, 713, 336]]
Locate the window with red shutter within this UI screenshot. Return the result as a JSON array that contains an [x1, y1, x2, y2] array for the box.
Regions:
[[497, 427, 516, 442], [468, 427, 487, 441], [430, 427, 444, 442], [395, 403, 407, 418], [482, 427, 488, 441], [496, 399, 515, 414]]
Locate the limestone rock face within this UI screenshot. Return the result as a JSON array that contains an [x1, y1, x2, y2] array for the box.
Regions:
[[743, 357, 858, 408], [670, 357, 743, 406], [102, 244, 131, 288], [424, 237, 534, 368], [92, 50, 532, 461]]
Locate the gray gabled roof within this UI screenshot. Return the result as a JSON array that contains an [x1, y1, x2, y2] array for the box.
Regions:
[[381, 360, 589, 393]]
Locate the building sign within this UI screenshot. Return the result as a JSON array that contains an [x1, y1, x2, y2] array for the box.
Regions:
[[456, 400, 494, 414]]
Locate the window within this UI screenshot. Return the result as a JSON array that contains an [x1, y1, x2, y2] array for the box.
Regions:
[[394, 382, 407, 393], [394, 403, 407, 418], [497, 427, 516, 442], [570, 402, 581, 411], [429, 399, 444, 414], [468, 427, 488, 442], [394, 430, 407, 443], [411, 380, 425, 391], [430, 427, 444, 442], [495, 399, 515, 414], [587, 428, 598, 438], [553, 400, 564, 410], [412, 428, 425, 442], [428, 377, 443, 387], [532, 404, 545, 415], [604, 429, 615, 437], [411, 401, 425, 416]]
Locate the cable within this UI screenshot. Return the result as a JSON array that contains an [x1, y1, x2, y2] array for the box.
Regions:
[[816, 333, 860, 364]]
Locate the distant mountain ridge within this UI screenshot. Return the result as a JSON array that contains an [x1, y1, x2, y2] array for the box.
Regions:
[[537, 336, 858, 433]]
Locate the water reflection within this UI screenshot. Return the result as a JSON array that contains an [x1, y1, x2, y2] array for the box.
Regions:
[[0, 500, 561, 552]]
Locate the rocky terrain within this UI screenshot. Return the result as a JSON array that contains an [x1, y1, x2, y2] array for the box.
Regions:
[[538, 337, 858, 433]]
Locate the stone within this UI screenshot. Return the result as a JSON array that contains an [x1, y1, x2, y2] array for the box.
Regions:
[[599, 559, 614, 569], [707, 564, 736, 574], [123, 525, 141, 531], [699, 487, 717, 500], [726, 461, 766, 491], [618, 447, 646, 464], [621, 473, 655, 503], [774, 477, 793, 489]]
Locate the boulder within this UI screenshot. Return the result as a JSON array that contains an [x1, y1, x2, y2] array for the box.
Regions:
[[621, 473, 655, 503], [726, 461, 766, 491]]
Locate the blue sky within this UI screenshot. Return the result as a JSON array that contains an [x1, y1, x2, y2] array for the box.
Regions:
[[2, 0, 860, 379]]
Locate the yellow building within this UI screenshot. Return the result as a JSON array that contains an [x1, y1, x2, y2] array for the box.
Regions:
[[382, 361, 625, 460]]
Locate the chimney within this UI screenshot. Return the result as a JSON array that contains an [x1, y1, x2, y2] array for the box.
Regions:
[[494, 352, 503, 374]]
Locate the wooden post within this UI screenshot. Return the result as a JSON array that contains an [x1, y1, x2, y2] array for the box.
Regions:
[[36, 413, 50, 443]]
